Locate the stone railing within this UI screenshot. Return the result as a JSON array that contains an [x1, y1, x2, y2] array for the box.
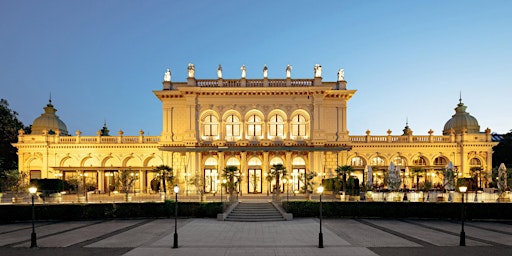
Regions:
[[350, 134, 481, 143], [17, 134, 161, 144], [195, 79, 313, 88]]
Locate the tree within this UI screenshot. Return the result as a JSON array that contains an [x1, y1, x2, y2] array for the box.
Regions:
[[492, 131, 512, 168], [335, 165, 353, 194], [269, 164, 287, 195], [152, 165, 174, 195], [222, 166, 240, 199], [0, 99, 26, 190]]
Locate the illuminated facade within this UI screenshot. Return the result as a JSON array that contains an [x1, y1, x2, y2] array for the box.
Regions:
[[14, 65, 497, 195]]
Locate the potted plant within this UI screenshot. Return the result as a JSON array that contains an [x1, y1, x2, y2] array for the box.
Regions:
[[269, 164, 287, 202], [117, 170, 139, 202], [335, 165, 353, 201], [300, 171, 317, 200], [222, 166, 240, 202], [152, 165, 174, 201]]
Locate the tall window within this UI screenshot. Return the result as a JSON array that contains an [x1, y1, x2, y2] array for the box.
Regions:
[[247, 114, 262, 137], [351, 157, 365, 167], [434, 157, 448, 166], [203, 114, 218, 137], [268, 114, 284, 138], [370, 156, 385, 166], [225, 114, 240, 138], [291, 114, 307, 138], [413, 157, 427, 166]]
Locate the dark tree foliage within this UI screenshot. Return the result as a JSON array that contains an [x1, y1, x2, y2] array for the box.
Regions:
[[492, 131, 512, 168], [0, 99, 25, 173]]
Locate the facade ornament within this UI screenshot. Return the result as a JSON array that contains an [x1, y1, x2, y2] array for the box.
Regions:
[[187, 63, 195, 78], [337, 69, 345, 81], [263, 64, 268, 78], [163, 68, 171, 82], [217, 64, 222, 79], [314, 64, 322, 78], [286, 64, 292, 78], [241, 64, 246, 78]]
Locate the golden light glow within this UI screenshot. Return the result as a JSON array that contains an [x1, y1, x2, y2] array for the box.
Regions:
[[459, 186, 467, 193], [29, 186, 37, 194]]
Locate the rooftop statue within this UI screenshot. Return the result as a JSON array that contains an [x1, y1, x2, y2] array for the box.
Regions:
[[187, 63, 195, 78], [286, 64, 292, 78], [337, 69, 345, 81], [164, 68, 171, 82], [314, 64, 322, 78], [217, 64, 222, 79], [263, 64, 268, 78], [241, 64, 246, 78]]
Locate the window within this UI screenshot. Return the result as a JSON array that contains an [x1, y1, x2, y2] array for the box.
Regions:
[[370, 156, 385, 166], [413, 157, 427, 166], [203, 114, 218, 137], [247, 114, 262, 137], [434, 157, 448, 166], [268, 114, 284, 138], [392, 157, 406, 166], [225, 114, 241, 138], [469, 158, 481, 165], [351, 157, 365, 167], [291, 114, 307, 138]]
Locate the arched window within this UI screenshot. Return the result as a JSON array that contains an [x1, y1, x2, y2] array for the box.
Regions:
[[291, 114, 307, 138], [268, 114, 285, 138], [434, 157, 448, 166], [246, 114, 262, 138], [469, 158, 481, 166], [203, 114, 218, 138], [370, 156, 385, 166], [413, 156, 427, 166], [225, 114, 241, 139], [392, 157, 406, 166], [351, 156, 365, 167], [226, 157, 240, 166]]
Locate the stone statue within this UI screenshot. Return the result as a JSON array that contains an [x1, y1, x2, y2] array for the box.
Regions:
[[286, 64, 292, 78], [217, 64, 222, 79], [263, 64, 268, 78], [187, 63, 195, 78], [164, 68, 171, 82], [314, 64, 322, 78], [241, 64, 246, 78], [337, 69, 345, 81]]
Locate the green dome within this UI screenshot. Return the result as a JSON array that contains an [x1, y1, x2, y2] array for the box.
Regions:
[[442, 99, 480, 135], [31, 100, 69, 135]]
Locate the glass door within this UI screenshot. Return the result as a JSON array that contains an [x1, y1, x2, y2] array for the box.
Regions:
[[248, 169, 262, 193]]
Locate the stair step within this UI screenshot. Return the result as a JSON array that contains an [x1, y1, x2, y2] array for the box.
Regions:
[[225, 202, 286, 222]]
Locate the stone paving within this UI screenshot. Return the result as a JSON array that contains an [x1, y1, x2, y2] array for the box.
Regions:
[[1, 218, 511, 256]]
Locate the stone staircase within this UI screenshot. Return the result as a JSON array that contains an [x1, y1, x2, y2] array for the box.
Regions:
[[225, 202, 285, 222]]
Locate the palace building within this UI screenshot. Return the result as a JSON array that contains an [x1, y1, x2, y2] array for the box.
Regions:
[[14, 64, 497, 195]]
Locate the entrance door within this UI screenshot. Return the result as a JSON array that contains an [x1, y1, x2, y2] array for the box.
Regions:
[[248, 169, 262, 193], [204, 169, 219, 193]]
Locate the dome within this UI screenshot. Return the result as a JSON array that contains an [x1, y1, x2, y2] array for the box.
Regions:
[[31, 100, 69, 135], [442, 99, 480, 135]]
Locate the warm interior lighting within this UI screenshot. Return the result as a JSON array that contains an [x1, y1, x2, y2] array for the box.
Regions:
[[29, 186, 37, 194], [459, 186, 467, 193], [317, 186, 324, 194], [173, 185, 180, 193]]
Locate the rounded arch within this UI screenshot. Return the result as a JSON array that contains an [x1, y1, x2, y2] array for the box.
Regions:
[[412, 155, 429, 166], [289, 109, 310, 139], [369, 155, 387, 166], [269, 157, 284, 166], [222, 109, 242, 121], [143, 154, 163, 167], [200, 110, 220, 140], [204, 157, 218, 166], [247, 157, 262, 166], [123, 155, 142, 167], [102, 155, 122, 167], [245, 109, 264, 139], [391, 155, 407, 166], [225, 157, 240, 166], [267, 109, 287, 139], [80, 155, 100, 167], [222, 110, 242, 141], [60, 156, 78, 167], [349, 156, 366, 167], [469, 157, 482, 166], [26, 156, 43, 170], [292, 156, 306, 166], [433, 156, 449, 166]]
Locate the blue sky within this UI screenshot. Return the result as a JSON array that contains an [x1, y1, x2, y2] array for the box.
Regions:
[[1, 0, 511, 136]]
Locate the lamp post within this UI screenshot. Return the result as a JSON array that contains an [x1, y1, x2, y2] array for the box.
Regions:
[[317, 185, 324, 248], [173, 185, 180, 249], [29, 186, 38, 248], [459, 185, 467, 246]]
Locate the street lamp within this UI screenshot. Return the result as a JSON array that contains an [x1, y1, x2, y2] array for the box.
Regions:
[[29, 186, 38, 248], [317, 185, 324, 248], [173, 185, 180, 249], [459, 185, 467, 246]]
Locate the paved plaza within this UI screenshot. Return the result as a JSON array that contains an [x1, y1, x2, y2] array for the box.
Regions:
[[1, 217, 511, 256]]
